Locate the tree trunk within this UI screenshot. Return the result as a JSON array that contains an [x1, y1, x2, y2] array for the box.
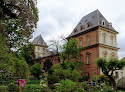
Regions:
[[108, 75, 117, 91]]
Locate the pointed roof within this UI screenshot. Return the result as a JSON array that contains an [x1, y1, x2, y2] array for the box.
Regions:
[[32, 35, 48, 47], [67, 9, 118, 38]]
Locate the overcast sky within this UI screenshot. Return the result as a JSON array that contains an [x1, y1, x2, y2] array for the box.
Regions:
[[32, 0, 125, 59]]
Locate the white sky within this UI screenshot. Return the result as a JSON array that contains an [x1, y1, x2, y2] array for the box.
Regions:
[[32, 0, 125, 59]]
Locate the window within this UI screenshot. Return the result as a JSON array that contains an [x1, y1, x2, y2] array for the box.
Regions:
[[88, 73, 90, 76], [110, 35, 113, 46], [80, 39, 82, 46], [87, 56, 90, 64], [87, 22, 91, 28], [102, 19, 105, 26], [94, 72, 96, 75], [80, 25, 84, 30], [74, 28, 77, 33], [102, 33, 106, 44], [38, 47, 39, 51], [87, 37, 90, 45], [38, 41, 41, 44], [111, 38, 113, 46], [80, 54, 83, 61], [103, 36, 106, 44], [115, 72, 119, 78]]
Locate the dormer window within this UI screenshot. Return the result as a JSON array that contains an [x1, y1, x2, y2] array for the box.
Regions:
[[102, 19, 105, 26], [38, 41, 41, 44], [74, 28, 78, 33], [87, 22, 91, 28], [80, 25, 83, 30]]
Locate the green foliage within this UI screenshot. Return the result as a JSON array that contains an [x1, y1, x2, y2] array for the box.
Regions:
[[13, 56, 29, 79], [23, 84, 40, 92], [26, 79, 40, 84], [96, 57, 125, 91], [18, 43, 35, 65], [48, 63, 81, 88], [7, 83, 19, 92], [60, 38, 82, 62], [99, 75, 109, 83], [96, 58, 125, 76], [31, 63, 43, 79], [92, 76, 100, 82], [0, 0, 38, 48], [55, 79, 77, 92], [43, 59, 53, 73], [79, 76, 90, 81], [50, 63, 81, 82]]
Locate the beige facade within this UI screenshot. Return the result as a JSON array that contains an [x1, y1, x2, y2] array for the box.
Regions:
[[34, 46, 48, 58], [32, 35, 48, 59], [98, 27, 125, 82]]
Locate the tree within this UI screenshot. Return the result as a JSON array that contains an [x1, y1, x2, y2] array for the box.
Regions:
[[43, 59, 53, 77], [96, 57, 125, 91], [61, 38, 81, 62], [18, 43, 35, 65], [31, 63, 43, 79], [0, 0, 38, 48]]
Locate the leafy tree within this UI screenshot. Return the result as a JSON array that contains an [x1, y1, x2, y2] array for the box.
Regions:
[[60, 38, 82, 62], [43, 59, 53, 77], [31, 63, 43, 79], [18, 43, 35, 65], [0, 0, 38, 48], [96, 57, 125, 91]]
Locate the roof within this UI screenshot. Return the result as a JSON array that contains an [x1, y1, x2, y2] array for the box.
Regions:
[[67, 9, 118, 38], [32, 35, 48, 47]]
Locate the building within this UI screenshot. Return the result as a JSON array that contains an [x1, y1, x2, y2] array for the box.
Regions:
[[34, 10, 124, 80], [32, 35, 48, 58], [67, 9, 122, 79]]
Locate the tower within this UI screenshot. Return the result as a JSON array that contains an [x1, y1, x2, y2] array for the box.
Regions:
[[32, 35, 48, 58], [67, 10, 119, 79]]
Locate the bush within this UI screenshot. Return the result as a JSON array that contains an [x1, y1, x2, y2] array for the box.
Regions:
[[26, 79, 40, 84], [55, 79, 77, 92], [48, 63, 81, 87], [79, 76, 90, 82], [31, 63, 43, 79], [7, 83, 19, 92], [23, 84, 40, 92]]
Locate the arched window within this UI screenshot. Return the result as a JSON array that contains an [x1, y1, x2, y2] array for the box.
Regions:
[[87, 22, 91, 28], [74, 28, 78, 33], [87, 55, 90, 64], [80, 39, 82, 46], [102, 33, 107, 44], [110, 35, 114, 46], [86, 52, 91, 64], [102, 19, 105, 26], [80, 25, 84, 30]]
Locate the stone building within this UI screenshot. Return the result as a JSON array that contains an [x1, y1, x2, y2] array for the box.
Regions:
[[67, 9, 121, 79], [32, 35, 48, 58]]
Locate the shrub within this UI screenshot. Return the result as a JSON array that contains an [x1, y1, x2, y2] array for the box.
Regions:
[[79, 76, 90, 82], [7, 83, 19, 92], [55, 79, 77, 92], [30, 63, 43, 79], [23, 84, 40, 92]]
